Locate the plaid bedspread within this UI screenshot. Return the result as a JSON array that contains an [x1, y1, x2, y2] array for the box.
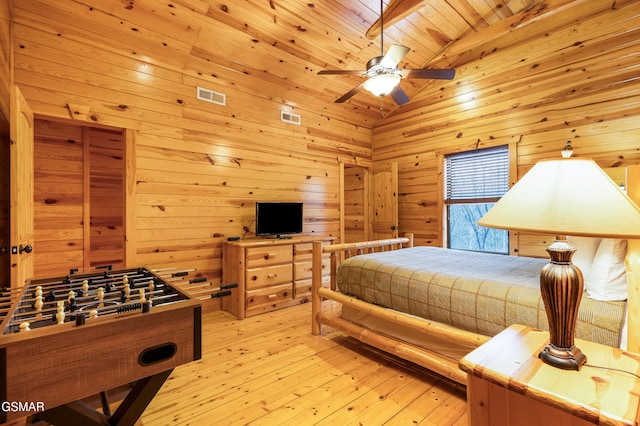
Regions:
[[336, 246, 626, 347]]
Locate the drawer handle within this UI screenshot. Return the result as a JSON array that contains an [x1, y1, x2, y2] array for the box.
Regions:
[[267, 273, 277, 279], [268, 294, 277, 299], [264, 253, 277, 260]]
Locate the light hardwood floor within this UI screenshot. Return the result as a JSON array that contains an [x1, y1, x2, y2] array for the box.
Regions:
[[139, 301, 468, 425], [5, 302, 468, 426]]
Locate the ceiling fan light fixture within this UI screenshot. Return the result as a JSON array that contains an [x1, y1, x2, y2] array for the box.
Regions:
[[363, 73, 401, 96]]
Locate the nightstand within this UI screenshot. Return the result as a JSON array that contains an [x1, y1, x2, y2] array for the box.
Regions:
[[459, 324, 640, 425]]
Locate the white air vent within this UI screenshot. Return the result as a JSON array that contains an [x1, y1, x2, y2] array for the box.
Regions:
[[197, 86, 226, 106], [281, 111, 301, 125]]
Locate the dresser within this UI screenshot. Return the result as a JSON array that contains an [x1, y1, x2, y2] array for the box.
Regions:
[[222, 237, 334, 319]]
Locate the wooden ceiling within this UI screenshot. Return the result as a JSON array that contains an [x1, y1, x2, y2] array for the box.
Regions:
[[12, 0, 580, 126]]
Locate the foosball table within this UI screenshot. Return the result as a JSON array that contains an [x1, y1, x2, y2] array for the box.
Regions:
[[0, 266, 204, 425]]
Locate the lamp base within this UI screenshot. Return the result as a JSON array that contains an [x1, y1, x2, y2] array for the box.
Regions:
[[539, 343, 587, 370]]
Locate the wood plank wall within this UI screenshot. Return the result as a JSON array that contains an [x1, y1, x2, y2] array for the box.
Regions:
[[0, 1, 10, 288], [0, 136, 8, 288], [5, 0, 640, 297], [372, 0, 640, 250], [0, 0, 9, 132], [9, 1, 371, 301]]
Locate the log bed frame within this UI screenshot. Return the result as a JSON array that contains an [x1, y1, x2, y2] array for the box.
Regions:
[[311, 166, 640, 385], [311, 235, 640, 385]]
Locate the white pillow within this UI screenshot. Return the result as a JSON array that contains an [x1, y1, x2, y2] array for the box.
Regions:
[[585, 239, 628, 301], [568, 236, 601, 278]]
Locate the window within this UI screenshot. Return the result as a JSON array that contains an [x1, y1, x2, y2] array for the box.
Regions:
[[444, 145, 509, 254]]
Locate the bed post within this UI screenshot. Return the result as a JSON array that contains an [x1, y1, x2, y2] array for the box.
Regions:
[[626, 242, 639, 353], [404, 233, 414, 248], [312, 240, 323, 335], [625, 165, 640, 353]]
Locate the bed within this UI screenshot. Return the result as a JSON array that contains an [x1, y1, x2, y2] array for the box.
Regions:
[[312, 165, 640, 384], [311, 170, 640, 386]]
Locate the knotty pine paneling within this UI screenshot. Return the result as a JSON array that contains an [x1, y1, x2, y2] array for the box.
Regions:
[[0, 134, 8, 288], [0, 1, 9, 288], [0, 0, 9, 133], [10, 0, 381, 125], [11, 4, 370, 302], [372, 0, 640, 249], [10, 0, 640, 301]]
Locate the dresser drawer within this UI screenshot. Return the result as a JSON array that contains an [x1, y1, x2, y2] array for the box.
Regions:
[[293, 260, 313, 280], [246, 284, 293, 311], [294, 257, 330, 280], [245, 245, 293, 268], [294, 275, 330, 298], [246, 264, 292, 290], [293, 242, 313, 261]]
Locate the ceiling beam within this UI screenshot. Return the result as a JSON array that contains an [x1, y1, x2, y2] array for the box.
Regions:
[[430, 0, 590, 67], [366, 0, 425, 40]]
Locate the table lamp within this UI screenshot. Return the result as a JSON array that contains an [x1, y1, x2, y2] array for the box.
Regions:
[[477, 149, 640, 370]]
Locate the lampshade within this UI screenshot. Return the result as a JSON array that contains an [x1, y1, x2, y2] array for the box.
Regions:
[[478, 157, 640, 239], [363, 73, 401, 96]]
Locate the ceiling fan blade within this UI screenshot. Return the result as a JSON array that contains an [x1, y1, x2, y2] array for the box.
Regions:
[[380, 44, 410, 68], [335, 83, 365, 103], [318, 69, 367, 75], [389, 85, 410, 105], [366, 0, 425, 40], [401, 68, 456, 80]]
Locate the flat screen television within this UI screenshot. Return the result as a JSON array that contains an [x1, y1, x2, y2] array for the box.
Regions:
[[255, 202, 303, 238]]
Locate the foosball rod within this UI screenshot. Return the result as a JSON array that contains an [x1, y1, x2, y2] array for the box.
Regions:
[[68, 264, 113, 275], [19, 272, 164, 298], [0, 298, 18, 308], [16, 278, 169, 308], [8, 292, 181, 327], [152, 267, 197, 277], [20, 271, 151, 293], [169, 279, 228, 297], [162, 275, 206, 285], [0, 286, 24, 295], [13, 285, 175, 315], [175, 282, 236, 300], [10, 283, 176, 317], [210, 283, 238, 299]]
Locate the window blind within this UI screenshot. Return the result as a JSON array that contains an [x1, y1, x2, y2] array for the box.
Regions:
[[444, 145, 509, 203]]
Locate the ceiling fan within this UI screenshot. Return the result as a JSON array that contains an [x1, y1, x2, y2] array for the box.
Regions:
[[317, 0, 455, 105]]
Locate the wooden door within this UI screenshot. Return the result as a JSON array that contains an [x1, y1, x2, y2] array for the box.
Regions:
[[343, 164, 370, 243], [371, 162, 398, 239], [32, 119, 126, 276], [9, 85, 35, 287]]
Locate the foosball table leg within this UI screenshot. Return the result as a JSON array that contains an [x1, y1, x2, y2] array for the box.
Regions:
[[108, 369, 174, 425], [100, 391, 111, 417], [30, 369, 174, 426]]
